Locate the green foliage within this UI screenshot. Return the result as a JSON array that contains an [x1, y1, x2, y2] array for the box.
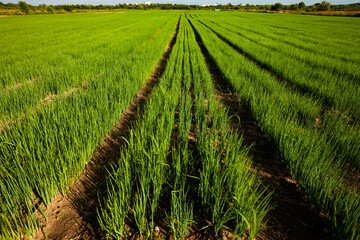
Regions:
[[271, 2, 284, 10], [46, 6, 55, 14], [18, 1, 29, 14], [317, 1, 331, 11], [186, 16, 271, 238], [98, 16, 182, 238], [0, 13, 177, 122], [299, 2, 306, 9], [97, 156, 132, 239], [1, 0, 360, 15]]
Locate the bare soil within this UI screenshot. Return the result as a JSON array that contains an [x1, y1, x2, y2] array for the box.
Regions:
[[30, 18, 180, 240]]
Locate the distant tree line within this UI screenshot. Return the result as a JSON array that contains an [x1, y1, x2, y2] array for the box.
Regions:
[[1, 1, 359, 15], [218, 1, 359, 12]]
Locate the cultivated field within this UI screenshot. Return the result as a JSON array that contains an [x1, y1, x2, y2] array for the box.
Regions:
[[0, 11, 359, 240]]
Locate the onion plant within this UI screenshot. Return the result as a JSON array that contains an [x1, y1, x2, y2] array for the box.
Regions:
[[189, 13, 360, 239], [0, 12, 180, 239]]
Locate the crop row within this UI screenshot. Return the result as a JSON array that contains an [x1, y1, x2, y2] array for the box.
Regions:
[[0, 13, 179, 125], [97, 17, 271, 239], [188, 13, 359, 239], [1, 11, 359, 240], [189, 13, 360, 173], [0, 12, 173, 87], [195, 15, 360, 121], [216, 12, 360, 63], [0, 13, 179, 239]]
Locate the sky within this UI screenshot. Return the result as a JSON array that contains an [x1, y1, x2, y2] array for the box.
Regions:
[[3, 0, 359, 6]]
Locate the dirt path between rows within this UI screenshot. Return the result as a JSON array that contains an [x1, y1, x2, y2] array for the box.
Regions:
[[29, 18, 180, 240], [188, 17, 336, 240]]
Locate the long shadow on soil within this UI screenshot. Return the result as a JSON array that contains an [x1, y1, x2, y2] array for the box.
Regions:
[[33, 18, 181, 240], [188, 17, 336, 240]]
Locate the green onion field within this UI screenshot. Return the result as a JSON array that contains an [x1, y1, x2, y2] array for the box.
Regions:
[[0, 10, 359, 240]]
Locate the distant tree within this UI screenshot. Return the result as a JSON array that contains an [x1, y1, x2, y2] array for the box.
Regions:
[[38, 4, 46, 12], [299, 2, 305, 9], [271, 2, 284, 10], [46, 5, 55, 14], [135, 4, 143, 9], [290, 4, 299, 10], [264, 4, 271, 10], [62, 4, 73, 11], [318, 1, 331, 11], [18, 1, 29, 14]]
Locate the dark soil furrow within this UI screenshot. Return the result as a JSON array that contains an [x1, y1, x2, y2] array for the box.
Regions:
[[188, 17, 336, 240], [31, 18, 180, 240]]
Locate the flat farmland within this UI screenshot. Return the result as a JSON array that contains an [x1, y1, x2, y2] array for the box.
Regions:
[[0, 11, 359, 240]]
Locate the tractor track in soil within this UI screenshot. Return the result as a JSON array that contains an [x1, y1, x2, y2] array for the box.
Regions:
[[30, 18, 180, 240], [188, 17, 336, 240]]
